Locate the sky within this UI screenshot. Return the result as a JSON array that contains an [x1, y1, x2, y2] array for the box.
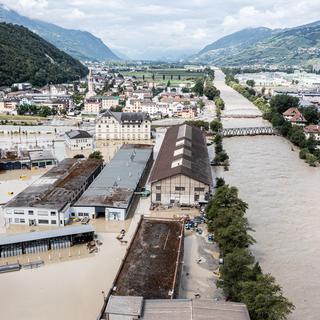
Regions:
[[2, 0, 320, 60]]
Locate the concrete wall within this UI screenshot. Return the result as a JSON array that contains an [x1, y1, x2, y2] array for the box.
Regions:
[[151, 174, 210, 206]]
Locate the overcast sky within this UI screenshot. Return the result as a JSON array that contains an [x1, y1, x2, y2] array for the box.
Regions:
[[2, 0, 320, 59]]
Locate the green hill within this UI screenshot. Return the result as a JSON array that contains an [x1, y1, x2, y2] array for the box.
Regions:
[[196, 21, 320, 67], [0, 22, 88, 86], [0, 3, 120, 61]]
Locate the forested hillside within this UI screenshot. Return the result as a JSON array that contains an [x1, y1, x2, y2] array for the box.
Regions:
[[0, 22, 88, 86]]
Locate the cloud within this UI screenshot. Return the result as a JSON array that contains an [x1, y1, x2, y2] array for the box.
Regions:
[[2, 0, 320, 59]]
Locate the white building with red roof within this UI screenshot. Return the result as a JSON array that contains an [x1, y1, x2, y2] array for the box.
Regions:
[[304, 124, 320, 141], [283, 107, 307, 126]]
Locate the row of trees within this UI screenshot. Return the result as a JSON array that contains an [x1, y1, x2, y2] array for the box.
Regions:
[[206, 181, 295, 320], [16, 104, 57, 117]]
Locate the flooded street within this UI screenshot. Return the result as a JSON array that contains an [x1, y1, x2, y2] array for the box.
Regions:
[[214, 69, 320, 320]]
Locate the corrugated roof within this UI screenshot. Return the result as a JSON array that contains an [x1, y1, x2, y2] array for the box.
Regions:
[[5, 159, 102, 211], [74, 145, 153, 209], [149, 124, 212, 186], [0, 225, 95, 246], [104, 298, 250, 320]]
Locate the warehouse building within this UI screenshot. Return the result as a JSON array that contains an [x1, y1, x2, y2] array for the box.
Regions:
[[0, 225, 95, 258], [103, 297, 250, 320], [149, 124, 212, 206], [71, 144, 153, 221], [3, 158, 103, 227]]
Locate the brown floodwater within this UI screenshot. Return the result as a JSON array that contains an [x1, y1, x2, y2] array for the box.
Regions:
[[213, 69, 320, 320]]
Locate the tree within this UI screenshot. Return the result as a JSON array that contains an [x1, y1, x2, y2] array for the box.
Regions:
[[289, 126, 306, 148], [246, 79, 255, 87], [215, 177, 225, 188], [167, 80, 171, 88], [192, 78, 204, 96], [210, 119, 222, 133], [184, 120, 209, 131], [204, 81, 220, 100], [217, 248, 256, 300], [301, 106, 319, 124], [89, 151, 103, 160], [270, 95, 299, 114], [73, 154, 85, 159], [239, 274, 295, 320]]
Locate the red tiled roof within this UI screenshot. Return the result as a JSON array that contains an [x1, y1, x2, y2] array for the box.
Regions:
[[283, 107, 300, 116], [304, 124, 320, 133], [283, 107, 306, 122]]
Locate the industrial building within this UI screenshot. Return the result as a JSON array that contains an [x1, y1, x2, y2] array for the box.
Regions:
[[3, 158, 103, 227], [0, 225, 95, 258], [103, 296, 250, 320], [72, 144, 153, 221], [0, 149, 57, 171], [149, 124, 212, 206]]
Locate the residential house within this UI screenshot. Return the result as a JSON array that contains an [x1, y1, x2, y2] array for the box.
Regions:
[[65, 130, 94, 150], [283, 108, 307, 126], [83, 97, 102, 115], [102, 96, 120, 109], [304, 124, 320, 141]]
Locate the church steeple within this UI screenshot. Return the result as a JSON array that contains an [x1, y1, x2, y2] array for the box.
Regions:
[[86, 68, 95, 98]]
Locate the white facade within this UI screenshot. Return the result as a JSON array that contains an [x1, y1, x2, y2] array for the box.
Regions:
[[65, 135, 93, 150], [3, 207, 68, 227], [102, 97, 120, 109], [96, 111, 151, 140]]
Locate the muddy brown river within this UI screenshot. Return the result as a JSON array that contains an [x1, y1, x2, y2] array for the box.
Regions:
[[214, 69, 320, 320]]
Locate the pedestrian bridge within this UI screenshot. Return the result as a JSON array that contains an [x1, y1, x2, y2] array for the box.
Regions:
[[221, 126, 276, 137]]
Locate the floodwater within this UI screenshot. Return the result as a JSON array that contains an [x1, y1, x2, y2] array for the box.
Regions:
[[214, 69, 320, 320]]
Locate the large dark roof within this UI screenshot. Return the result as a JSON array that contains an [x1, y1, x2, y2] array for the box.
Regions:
[[101, 110, 150, 123], [65, 130, 92, 139], [149, 124, 212, 186]]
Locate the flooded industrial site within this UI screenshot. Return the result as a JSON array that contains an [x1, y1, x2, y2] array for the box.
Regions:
[[214, 69, 320, 320]]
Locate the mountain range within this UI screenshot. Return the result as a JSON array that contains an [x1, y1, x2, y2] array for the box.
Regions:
[[0, 3, 120, 61], [0, 22, 88, 86], [196, 21, 320, 67]]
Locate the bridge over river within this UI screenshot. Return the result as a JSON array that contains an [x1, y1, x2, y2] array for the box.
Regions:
[[221, 126, 276, 137]]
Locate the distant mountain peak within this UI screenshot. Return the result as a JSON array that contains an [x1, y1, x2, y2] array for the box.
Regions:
[[195, 20, 320, 67]]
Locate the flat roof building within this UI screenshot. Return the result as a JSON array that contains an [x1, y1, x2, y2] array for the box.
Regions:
[[149, 124, 212, 206], [103, 296, 250, 320], [0, 225, 95, 258], [72, 144, 153, 221], [3, 158, 103, 227]]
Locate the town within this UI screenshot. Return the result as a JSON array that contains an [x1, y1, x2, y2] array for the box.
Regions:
[[1, 2, 320, 320]]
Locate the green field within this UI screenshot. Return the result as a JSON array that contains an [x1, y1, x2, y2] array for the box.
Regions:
[[121, 68, 206, 84]]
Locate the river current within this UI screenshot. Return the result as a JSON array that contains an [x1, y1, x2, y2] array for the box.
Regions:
[[214, 69, 320, 320]]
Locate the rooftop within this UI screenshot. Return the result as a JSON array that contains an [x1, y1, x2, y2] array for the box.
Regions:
[[100, 110, 151, 123], [105, 297, 250, 320], [149, 124, 212, 186], [5, 158, 103, 211], [112, 217, 184, 299], [74, 144, 153, 209], [0, 225, 95, 247], [65, 130, 93, 140]]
